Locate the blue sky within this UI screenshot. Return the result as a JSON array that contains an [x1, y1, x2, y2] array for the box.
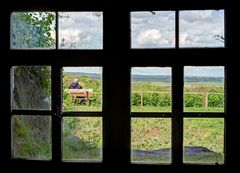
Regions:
[[131, 10, 224, 48], [63, 66, 224, 77]]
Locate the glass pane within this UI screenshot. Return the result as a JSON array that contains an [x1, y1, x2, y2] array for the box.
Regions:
[[131, 118, 171, 164], [63, 67, 102, 112], [63, 117, 102, 161], [184, 66, 224, 112], [12, 66, 51, 110], [58, 12, 103, 49], [11, 12, 56, 49], [131, 67, 171, 112], [131, 11, 175, 48], [184, 118, 224, 164], [12, 115, 52, 160], [179, 10, 224, 48]]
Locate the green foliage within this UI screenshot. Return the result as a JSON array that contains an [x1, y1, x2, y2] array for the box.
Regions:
[[208, 94, 224, 107], [131, 93, 141, 106], [63, 74, 102, 111], [13, 117, 51, 159], [208, 86, 224, 93], [185, 94, 204, 107], [63, 117, 80, 135], [11, 12, 55, 48], [23, 12, 55, 47], [63, 117, 102, 160]]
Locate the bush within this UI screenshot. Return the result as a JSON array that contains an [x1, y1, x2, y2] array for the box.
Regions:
[[208, 94, 224, 107], [185, 94, 204, 107], [131, 93, 141, 106]]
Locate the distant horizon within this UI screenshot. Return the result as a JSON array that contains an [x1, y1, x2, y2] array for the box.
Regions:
[[64, 66, 224, 78], [64, 71, 224, 79]]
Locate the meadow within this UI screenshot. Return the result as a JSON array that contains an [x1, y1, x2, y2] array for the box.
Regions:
[[14, 73, 224, 164], [61, 74, 224, 164]]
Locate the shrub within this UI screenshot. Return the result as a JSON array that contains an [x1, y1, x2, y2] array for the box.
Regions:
[[131, 92, 141, 106], [208, 94, 224, 107], [185, 94, 204, 107]]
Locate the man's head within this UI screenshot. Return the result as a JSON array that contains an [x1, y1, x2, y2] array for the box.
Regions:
[[73, 79, 79, 83]]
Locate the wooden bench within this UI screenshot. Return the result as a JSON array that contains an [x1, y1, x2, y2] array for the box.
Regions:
[[65, 89, 93, 106]]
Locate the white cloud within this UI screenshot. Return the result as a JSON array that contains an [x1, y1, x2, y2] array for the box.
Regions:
[[179, 10, 224, 47], [59, 12, 103, 49], [137, 29, 161, 45], [131, 11, 175, 48], [180, 32, 189, 45]]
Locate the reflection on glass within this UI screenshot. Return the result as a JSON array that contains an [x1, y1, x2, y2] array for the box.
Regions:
[[62, 67, 102, 112], [184, 66, 224, 112], [131, 67, 171, 112], [11, 12, 56, 49], [63, 117, 102, 161], [12, 115, 52, 160], [131, 11, 175, 48], [184, 118, 224, 164], [12, 66, 51, 110], [179, 10, 224, 47], [58, 12, 103, 49], [131, 118, 171, 164]]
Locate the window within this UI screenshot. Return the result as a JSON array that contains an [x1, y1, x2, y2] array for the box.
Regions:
[[11, 66, 52, 160], [2, 0, 235, 171], [183, 66, 225, 164], [131, 67, 172, 164], [62, 67, 103, 161]]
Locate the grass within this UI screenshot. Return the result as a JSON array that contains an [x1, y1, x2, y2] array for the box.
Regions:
[[131, 106, 224, 113], [64, 105, 102, 112], [61, 75, 224, 163]]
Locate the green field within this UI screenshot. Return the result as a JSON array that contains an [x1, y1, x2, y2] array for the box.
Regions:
[[14, 74, 225, 164]]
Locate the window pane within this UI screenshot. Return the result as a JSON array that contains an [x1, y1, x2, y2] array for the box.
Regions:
[[131, 118, 171, 164], [12, 66, 51, 110], [12, 115, 52, 160], [131, 11, 175, 48], [11, 12, 56, 49], [63, 117, 102, 161], [184, 118, 224, 164], [63, 67, 102, 112], [58, 12, 103, 49], [184, 66, 224, 112], [131, 67, 171, 112], [179, 10, 224, 48]]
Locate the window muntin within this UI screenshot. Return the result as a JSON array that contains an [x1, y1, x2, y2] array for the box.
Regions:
[[7, 8, 227, 166], [131, 67, 172, 164], [131, 11, 175, 48], [58, 12, 103, 49], [11, 12, 56, 49], [179, 10, 224, 48]]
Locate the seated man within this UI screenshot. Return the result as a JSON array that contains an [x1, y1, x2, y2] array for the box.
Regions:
[[68, 79, 82, 89], [68, 79, 85, 105]]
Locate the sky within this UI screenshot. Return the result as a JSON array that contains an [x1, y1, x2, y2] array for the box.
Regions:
[[63, 67, 102, 74], [58, 12, 103, 49], [131, 10, 224, 48], [63, 66, 224, 77]]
